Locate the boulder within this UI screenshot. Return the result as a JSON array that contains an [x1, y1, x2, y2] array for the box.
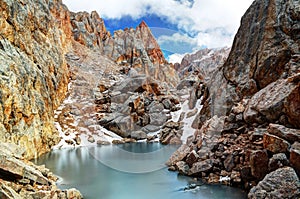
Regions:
[[149, 112, 168, 126], [175, 161, 189, 175], [185, 150, 200, 167], [97, 140, 111, 145], [166, 144, 190, 166], [131, 131, 147, 140], [290, 142, 300, 176], [267, 123, 300, 143], [248, 167, 300, 199], [224, 154, 235, 172], [244, 76, 300, 128], [250, 150, 269, 180], [263, 133, 290, 153], [268, 153, 289, 172], [189, 159, 213, 176]]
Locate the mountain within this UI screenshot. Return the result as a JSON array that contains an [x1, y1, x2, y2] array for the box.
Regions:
[[175, 47, 230, 79], [168, 0, 300, 198]]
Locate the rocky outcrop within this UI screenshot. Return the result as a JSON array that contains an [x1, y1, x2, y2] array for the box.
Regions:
[[69, 14, 179, 87], [0, 143, 82, 199], [103, 21, 179, 87], [70, 11, 109, 50], [169, 0, 300, 195], [0, 0, 72, 159], [176, 47, 230, 78]]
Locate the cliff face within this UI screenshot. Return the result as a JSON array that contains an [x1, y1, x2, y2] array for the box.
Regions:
[[0, 0, 72, 159], [168, 0, 300, 196], [0, 0, 179, 158]]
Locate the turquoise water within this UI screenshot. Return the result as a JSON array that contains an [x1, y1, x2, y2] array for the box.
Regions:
[[34, 143, 246, 199]]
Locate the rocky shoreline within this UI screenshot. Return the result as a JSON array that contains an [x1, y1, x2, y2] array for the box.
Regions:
[[0, 143, 82, 199], [167, 0, 300, 198]]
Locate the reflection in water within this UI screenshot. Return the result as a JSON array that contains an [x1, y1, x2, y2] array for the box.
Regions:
[[34, 143, 246, 199]]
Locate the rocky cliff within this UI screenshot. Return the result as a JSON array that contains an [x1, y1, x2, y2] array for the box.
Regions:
[[168, 0, 300, 198], [0, 0, 73, 159]]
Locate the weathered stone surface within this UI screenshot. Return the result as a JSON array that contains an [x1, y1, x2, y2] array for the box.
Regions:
[[250, 150, 269, 180], [166, 144, 190, 166], [268, 153, 289, 172], [224, 154, 235, 172], [185, 150, 199, 167], [0, 0, 72, 159], [248, 167, 300, 199], [244, 76, 300, 128], [131, 131, 147, 140], [175, 161, 189, 175], [189, 159, 213, 176], [267, 123, 300, 143], [224, 0, 300, 98], [102, 21, 179, 87], [159, 121, 183, 145], [263, 133, 290, 153], [290, 142, 300, 175], [70, 11, 109, 50]]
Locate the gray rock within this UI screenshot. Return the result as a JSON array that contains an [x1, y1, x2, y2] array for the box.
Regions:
[[148, 101, 165, 113], [268, 153, 289, 172], [248, 167, 300, 199], [97, 140, 111, 145], [224, 154, 235, 172], [149, 112, 168, 126], [131, 131, 147, 140], [189, 159, 213, 175]]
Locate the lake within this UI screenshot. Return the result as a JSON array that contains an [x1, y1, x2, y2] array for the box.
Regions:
[[34, 143, 247, 199]]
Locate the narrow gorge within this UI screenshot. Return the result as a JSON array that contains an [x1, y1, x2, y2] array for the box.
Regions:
[[0, 0, 299, 198]]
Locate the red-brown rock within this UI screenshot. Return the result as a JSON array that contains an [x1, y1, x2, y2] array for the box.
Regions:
[[250, 150, 269, 180], [263, 133, 290, 153], [290, 142, 300, 176]]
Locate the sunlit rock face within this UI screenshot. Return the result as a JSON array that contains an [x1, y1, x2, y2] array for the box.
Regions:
[[69, 13, 179, 87], [0, 0, 72, 159]]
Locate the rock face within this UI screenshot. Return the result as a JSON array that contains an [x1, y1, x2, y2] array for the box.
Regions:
[[169, 0, 300, 195], [223, 0, 299, 99], [0, 0, 72, 159]]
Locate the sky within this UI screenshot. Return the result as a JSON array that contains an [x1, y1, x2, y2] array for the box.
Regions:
[[63, 0, 254, 63]]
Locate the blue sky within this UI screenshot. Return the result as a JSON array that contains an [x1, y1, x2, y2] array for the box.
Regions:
[[63, 0, 254, 63]]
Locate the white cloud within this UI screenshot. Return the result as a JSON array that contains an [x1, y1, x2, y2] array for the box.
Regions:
[[157, 33, 198, 53], [168, 53, 186, 64], [63, 0, 254, 49]]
